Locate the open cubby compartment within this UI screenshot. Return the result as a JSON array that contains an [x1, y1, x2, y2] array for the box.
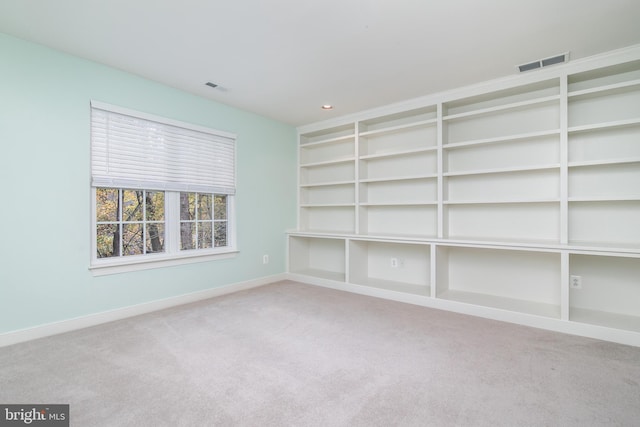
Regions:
[[349, 239, 431, 296], [568, 59, 640, 93], [289, 235, 346, 282], [444, 133, 560, 174], [569, 253, 640, 332], [443, 79, 560, 117], [445, 203, 560, 244], [445, 168, 560, 202], [568, 122, 640, 164], [358, 105, 437, 134], [299, 123, 355, 145], [568, 200, 640, 247], [299, 135, 355, 165], [359, 123, 437, 157], [568, 85, 640, 128], [436, 245, 561, 318], [568, 162, 640, 200], [443, 100, 560, 145], [299, 160, 354, 186], [300, 183, 355, 206], [359, 178, 437, 205], [300, 206, 355, 234], [359, 205, 437, 238], [359, 150, 437, 181]]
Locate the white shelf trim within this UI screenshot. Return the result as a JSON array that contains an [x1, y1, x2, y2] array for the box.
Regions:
[[299, 157, 356, 168], [290, 268, 346, 283], [287, 231, 640, 256], [300, 180, 356, 188], [568, 196, 640, 202], [359, 146, 438, 160], [300, 133, 355, 147], [299, 203, 356, 208], [360, 201, 438, 207], [360, 174, 438, 183], [359, 118, 437, 137], [351, 277, 430, 296], [444, 163, 560, 177], [568, 78, 640, 98], [437, 290, 561, 319], [443, 129, 561, 150], [570, 307, 640, 333], [568, 117, 640, 133], [443, 95, 561, 121], [444, 198, 560, 205], [568, 156, 640, 168]]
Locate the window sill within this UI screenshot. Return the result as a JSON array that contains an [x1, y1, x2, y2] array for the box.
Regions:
[[89, 249, 239, 276]]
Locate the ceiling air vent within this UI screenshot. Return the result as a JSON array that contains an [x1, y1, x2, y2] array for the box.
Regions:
[[518, 61, 541, 72], [542, 53, 568, 67], [518, 52, 569, 73]]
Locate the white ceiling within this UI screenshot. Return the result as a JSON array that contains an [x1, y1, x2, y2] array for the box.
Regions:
[[1, 1, 640, 126]]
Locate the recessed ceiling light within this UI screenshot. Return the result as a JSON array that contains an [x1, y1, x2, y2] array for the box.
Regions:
[[321, 105, 334, 110]]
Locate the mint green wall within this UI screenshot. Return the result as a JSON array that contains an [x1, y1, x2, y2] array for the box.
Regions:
[[0, 33, 297, 334]]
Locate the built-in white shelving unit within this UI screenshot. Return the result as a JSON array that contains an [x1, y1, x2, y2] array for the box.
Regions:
[[289, 47, 640, 347], [350, 240, 431, 296], [289, 235, 346, 282], [298, 123, 357, 234], [436, 245, 562, 318], [442, 79, 562, 244]]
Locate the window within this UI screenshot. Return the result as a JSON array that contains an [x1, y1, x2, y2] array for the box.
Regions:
[[96, 189, 166, 258], [179, 193, 228, 250], [90, 101, 237, 273]]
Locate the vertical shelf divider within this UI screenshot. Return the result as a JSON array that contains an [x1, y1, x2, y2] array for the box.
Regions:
[[345, 237, 351, 284], [559, 75, 569, 244], [560, 251, 570, 321], [296, 131, 302, 231], [437, 103, 445, 239], [354, 121, 360, 235], [430, 243, 437, 298]]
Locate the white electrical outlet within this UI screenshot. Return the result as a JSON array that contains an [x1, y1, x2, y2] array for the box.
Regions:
[[570, 275, 582, 289], [390, 258, 398, 268], [263, 254, 269, 264]]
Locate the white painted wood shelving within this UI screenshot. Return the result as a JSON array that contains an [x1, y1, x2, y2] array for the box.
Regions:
[[288, 46, 640, 347]]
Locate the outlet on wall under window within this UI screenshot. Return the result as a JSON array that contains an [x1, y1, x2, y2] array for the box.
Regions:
[[570, 275, 582, 289], [263, 254, 269, 264]]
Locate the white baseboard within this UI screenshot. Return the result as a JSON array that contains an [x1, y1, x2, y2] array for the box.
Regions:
[[287, 273, 640, 348], [0, 273, 287, 348]]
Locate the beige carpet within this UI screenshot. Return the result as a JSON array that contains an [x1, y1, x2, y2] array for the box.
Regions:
[[1, 280, 639, 426]]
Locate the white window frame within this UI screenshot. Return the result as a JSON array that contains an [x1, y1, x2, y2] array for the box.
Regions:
[[89, 102, 238, 276]]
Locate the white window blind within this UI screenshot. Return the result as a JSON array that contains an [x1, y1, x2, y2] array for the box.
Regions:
[[91, 101, 236, 194]]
